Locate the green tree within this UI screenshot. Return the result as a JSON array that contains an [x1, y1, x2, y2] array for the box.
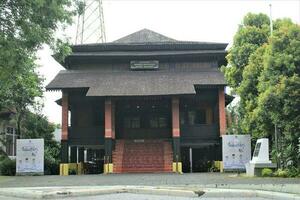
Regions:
[[226, 102, 243, 135], [0, 0, 76, 136], [223, 13, 300, 167], [222, 13, 271, 137], [0, 60, 43, 136], [255, 20, 300, 167], [238, 45, 273, 139], [222, 13, 270, 88]]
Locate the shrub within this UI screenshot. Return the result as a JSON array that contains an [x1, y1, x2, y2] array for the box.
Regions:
[[0, 158, 16, 176], [44, 143, 60, 175], [69, 168, 77, 175], [44, 148, 60, 175], [274, 169, 288, 178], [261, 168, 273, 177], [44, 157, 59, 175], [0, 155, 7, 162], [286, 167, 300, 178]]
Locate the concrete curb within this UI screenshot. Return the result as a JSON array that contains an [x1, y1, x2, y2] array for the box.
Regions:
[[0, 186, 198, 199], [0, 185, 299, 199], [201, 188, 300, 200], [185, 183, 300, 195]]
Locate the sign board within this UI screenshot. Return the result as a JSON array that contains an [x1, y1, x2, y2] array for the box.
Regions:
[[16, 139, 44, 175], [130, 60, 159, 70], [222, 135, 251, 170]]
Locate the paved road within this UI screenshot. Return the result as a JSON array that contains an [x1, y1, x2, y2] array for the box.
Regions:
[[0, 173, 299, 188], [0, 193, 270, 200], [67, 193, 269, 200]]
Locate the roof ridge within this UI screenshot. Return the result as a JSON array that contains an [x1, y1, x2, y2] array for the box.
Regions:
[[113, 28, 177, 43]]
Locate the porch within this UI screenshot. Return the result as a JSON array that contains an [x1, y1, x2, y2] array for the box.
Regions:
[[60, 88, 226, 173]]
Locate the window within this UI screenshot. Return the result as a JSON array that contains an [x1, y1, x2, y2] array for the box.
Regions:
[[149, 116, 167, 128], [5, 127, 15, 135], [183, 109, 207, 125], [124, 117, 140, 128]]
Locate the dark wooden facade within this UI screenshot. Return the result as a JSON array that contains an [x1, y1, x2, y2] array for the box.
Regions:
[[66, 90, 222, 145], [47, 29, 229, 173]]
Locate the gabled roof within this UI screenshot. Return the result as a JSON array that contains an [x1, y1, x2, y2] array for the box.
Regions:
[[71, 28, 228, 53], [113, 29, 177, 43], [48, 29, 228, 95], [46, 69, 226, 96], [63, 29, 228, 68]]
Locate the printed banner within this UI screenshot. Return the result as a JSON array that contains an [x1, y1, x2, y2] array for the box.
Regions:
[[16, 139, 44, 174], [222, 135, 251, 170]]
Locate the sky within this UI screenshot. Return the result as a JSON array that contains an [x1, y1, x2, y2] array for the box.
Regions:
[[36, 0, 300, 124]]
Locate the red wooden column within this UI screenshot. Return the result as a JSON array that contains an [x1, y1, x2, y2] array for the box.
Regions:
[[104, 99, 114, 173], [218, 88, 226, 136], [172, 97, 181, 173], [61, 91, 69, 163], [112, 102, 116, 140], [105, 99, 113, 138], [172, 97, 180, 137]]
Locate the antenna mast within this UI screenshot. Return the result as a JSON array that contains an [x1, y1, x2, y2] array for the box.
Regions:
[[75, 0, 106, 44]]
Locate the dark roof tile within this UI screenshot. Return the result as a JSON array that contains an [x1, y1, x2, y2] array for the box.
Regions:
[[71, 29, 228, 52], [113, 28, 177, 43], [46, 70, 226, 96]]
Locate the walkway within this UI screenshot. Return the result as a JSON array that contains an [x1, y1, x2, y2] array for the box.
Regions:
[[0, 173, 299, 188]]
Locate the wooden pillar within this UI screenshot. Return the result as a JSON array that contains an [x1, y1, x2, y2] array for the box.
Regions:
[[218, 88, 226, 136], [105, 99, 113, 139], [104, 99, 114, 173], [112, 103, 115, 140], [62, 92, 69, 140], [172, 97, 182, 173], [61, 91, 69, 163], [172, 97, 180, 137]]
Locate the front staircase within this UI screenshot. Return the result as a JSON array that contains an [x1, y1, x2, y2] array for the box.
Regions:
[[113, 139, 173, 173]]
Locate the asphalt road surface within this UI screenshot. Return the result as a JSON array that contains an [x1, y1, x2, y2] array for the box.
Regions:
[[0, 194, 271, 200]]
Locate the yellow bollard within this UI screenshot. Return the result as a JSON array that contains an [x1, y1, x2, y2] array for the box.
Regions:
[[60, 163, 69, 176], [220, 161, 224, 173], [172, 162, 182, 174], [103, 163, 114, 174], [77, 163, 83, 175]]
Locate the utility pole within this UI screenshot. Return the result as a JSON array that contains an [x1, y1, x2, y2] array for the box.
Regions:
[[275, 124, 279, 168], [75, 0, 106, 44], [269, 3, 280, 168]]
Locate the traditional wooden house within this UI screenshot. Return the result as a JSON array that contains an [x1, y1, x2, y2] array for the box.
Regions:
[[46, 29, 231, 173]]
